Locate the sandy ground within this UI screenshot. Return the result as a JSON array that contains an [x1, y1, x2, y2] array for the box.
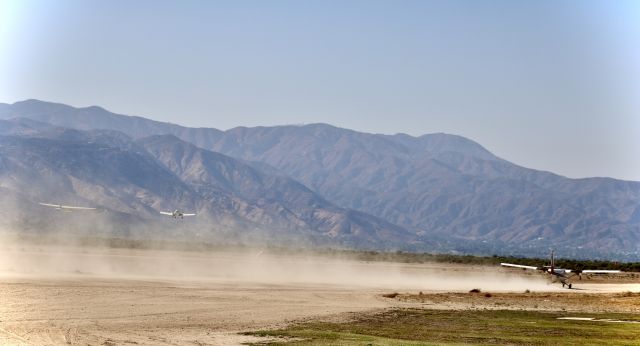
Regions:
[[1, 246, 638, 345]]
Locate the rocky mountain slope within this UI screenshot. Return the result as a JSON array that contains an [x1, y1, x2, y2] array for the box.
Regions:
[[0, 118, 411, 249], [204, 124, 639, 257], [1, 100, 638, 258]]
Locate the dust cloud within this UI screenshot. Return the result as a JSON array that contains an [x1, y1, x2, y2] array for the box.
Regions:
[[0, 239, 553, 293], [0, 190, 560, 294], [0, 193, 554, 293]]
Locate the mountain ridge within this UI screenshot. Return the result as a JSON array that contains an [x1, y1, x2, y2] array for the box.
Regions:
[[1, 99, 638, 259], [0, 118, 416, 250]]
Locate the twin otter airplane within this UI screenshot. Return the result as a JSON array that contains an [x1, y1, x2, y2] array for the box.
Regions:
[[160, 210, 196, 219], [501, 250, 621, 289]]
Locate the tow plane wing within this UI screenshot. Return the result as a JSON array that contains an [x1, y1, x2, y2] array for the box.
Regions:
[[500, 263, 539, 271], [581, 270, 621, 274], [159, 210, 197, 218]]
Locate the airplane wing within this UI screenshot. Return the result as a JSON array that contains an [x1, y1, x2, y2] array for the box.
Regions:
[[39, 202, 61, 208], [182, 213, 196, 216], [159, 212, 174, 216], [500, 263, 540, 270], [59, 205, 96, 210], [39, 203, 96, 210], [580, 270, 621, 274]]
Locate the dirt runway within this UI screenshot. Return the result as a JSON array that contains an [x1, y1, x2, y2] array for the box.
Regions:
[[1, 246, 638, 345]]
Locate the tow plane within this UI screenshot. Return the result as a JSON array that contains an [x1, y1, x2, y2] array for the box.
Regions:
[[160, 209, 196, 219], [501, 250, 621, 289], [39, 202, 97, 212]]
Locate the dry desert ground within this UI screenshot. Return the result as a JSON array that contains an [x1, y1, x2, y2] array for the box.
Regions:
[[1, 245, 639, 345]]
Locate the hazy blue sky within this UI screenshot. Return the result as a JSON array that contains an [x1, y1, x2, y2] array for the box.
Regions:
[[1, 0, 639, 180]]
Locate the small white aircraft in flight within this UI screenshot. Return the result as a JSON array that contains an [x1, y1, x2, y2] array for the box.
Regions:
[[39, 202, 97, 211], [501, 250, 621, 289], [160, 210, 196, 219]]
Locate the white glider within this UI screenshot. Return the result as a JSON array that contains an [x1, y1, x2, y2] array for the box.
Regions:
[[39, 202, 97, 211]]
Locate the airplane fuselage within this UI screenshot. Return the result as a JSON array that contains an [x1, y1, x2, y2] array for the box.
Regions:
[[159, 209, 195, 219]]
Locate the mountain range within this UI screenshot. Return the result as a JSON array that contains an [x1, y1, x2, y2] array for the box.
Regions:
[[1, 99, 638, 259]]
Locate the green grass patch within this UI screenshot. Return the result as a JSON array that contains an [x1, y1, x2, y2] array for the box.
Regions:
[[246, 309, 640, 345]]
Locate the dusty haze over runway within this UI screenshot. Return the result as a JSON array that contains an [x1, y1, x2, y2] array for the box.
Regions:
[[1, 245, 639, 345]]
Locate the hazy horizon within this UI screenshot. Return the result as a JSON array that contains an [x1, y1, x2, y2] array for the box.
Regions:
[[1, 0, 639, 181]]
